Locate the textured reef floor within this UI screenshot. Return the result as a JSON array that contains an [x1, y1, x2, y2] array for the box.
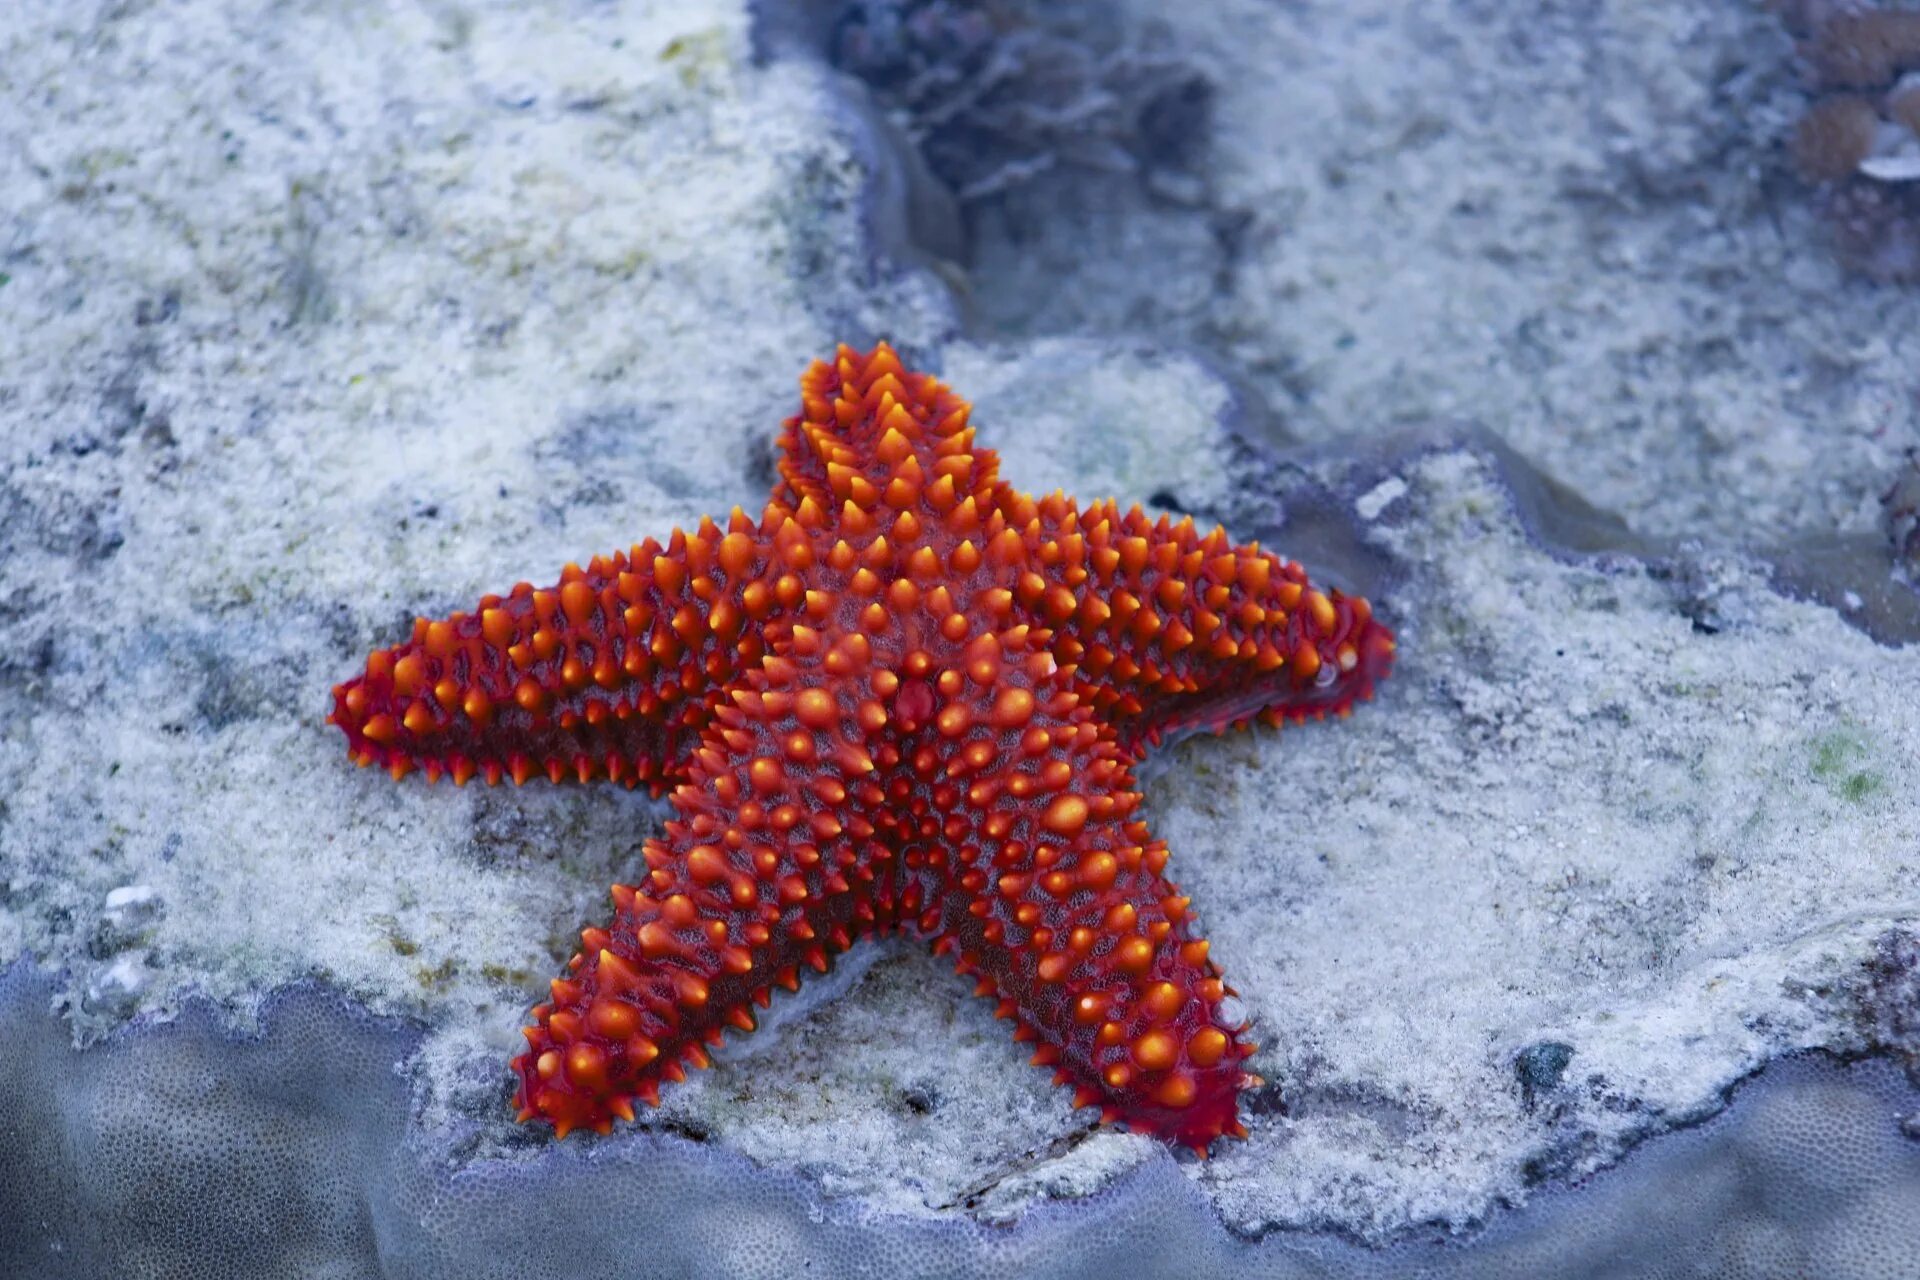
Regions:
[[4, 962, 1916, 1278], [2, 1, 1918, 1277]]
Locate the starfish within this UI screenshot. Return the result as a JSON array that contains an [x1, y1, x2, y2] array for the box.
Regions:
[[330, 343, 1394, 1151]]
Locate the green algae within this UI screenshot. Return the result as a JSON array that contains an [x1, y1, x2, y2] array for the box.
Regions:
[[1811, 730, 1884, 803]]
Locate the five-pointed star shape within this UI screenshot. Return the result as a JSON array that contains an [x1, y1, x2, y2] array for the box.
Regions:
[[331, 343, 1394, 1151]]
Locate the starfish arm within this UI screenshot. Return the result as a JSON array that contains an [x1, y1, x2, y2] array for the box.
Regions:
[[920, 628, 1256, 1150], [512, 639, 916, 1137], [766, 339, 1390, 747], [328, 511, 786, 789], [768, 344, 988, 516], [1042, 500, 1395, 751]]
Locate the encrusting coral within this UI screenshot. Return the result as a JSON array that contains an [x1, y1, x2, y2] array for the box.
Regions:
[[330, 344, 1393, 1152], [829, 0, 1214, 206], [1780, 1, 1920, 279]]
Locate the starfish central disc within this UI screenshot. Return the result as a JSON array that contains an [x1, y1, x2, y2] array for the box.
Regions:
[[330, 343, 1395, 1152]]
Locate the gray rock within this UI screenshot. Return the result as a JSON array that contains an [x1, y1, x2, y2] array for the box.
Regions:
[[3, 0, 1919, 1275], [947, 0, 1920, 549], [3, 967, 1917, 1278]]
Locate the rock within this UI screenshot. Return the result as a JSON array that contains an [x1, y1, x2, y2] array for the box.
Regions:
[[934, 0, 1920, 548], [3, 0, 1919, 1276]]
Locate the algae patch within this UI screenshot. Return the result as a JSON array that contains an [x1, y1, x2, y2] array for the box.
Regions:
[[1811, 729, 1884, 802]]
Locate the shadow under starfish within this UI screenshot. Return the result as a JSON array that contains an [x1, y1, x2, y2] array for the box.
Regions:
[[329, 343, 1394, 1154]]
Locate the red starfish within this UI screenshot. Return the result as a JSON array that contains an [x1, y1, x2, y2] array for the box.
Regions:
[[330, 343, 1393, 1152]]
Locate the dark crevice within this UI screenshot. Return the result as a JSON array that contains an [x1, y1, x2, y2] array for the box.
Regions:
[[759, 0, 1232, 344]]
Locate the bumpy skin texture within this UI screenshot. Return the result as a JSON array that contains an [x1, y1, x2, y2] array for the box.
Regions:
[[330, 344, 1395, 1151]]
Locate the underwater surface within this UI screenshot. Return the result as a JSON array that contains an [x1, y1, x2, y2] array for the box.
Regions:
[[2, 1, 1917, 1276]]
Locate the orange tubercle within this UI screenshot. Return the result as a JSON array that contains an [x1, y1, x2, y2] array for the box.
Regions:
[[337, 341, 1394, 1152]]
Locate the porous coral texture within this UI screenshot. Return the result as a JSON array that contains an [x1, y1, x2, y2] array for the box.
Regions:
[[1784, 2, 1920, 278], [331, 343, 1393, 1149]]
